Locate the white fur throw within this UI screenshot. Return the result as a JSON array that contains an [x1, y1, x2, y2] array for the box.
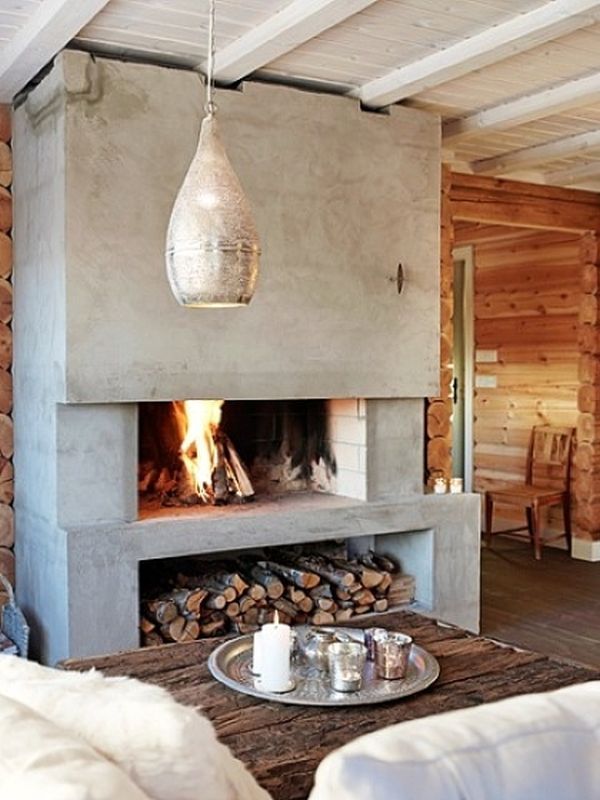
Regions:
[[0, 655, 271, 800], [309, 681, 600, 800], [0, 693, 152, 799]]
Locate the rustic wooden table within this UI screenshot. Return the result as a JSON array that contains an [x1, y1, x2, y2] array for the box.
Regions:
[[64, 611, 599, 800]]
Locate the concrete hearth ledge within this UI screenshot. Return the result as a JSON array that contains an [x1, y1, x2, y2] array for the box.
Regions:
[[27, 492, 480, 664]]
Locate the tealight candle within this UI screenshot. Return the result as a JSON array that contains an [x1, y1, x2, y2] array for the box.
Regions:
[[257, 611, 292, 693]]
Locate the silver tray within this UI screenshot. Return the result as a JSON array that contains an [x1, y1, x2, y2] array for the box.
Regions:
[[208, 633, 440, 707]]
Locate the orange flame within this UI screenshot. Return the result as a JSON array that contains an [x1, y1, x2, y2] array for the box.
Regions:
[[176, 400, 224, 502]]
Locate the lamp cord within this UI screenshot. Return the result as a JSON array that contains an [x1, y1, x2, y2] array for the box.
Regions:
[[205, 0, 216, 117]]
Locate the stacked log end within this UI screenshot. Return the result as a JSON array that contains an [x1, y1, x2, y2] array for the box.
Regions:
[[426, 163, 453, 485], [140, 552, 416, 647], [0, 104, 13, 602]]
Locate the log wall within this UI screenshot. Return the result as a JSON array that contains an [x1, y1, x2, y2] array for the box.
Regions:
[[575, 234, 600, 540], [0, 105, 12, 597], [426, 165, 454, 484], [471, 229, 581, 527]]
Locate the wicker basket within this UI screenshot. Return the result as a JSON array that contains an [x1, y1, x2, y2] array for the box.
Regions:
[[0, 572, 29, 658]]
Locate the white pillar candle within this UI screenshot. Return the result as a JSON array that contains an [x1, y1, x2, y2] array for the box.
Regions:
[[258, 611, 291, 693], [251, 630, 264, 675]]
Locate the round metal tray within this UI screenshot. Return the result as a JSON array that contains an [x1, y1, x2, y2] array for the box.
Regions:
[[208, 633, 440, 707]]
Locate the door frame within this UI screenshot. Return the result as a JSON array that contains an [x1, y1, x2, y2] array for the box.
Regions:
[[453, 245, 475, 492]]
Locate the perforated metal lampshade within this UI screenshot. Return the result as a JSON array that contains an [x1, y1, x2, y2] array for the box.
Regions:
[[166, 115, 260, 307]]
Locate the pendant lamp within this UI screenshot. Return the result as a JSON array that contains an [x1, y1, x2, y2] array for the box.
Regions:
[[166, 0, 260, 307]]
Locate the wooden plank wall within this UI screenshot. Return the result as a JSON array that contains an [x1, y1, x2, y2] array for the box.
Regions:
[[471, 228, 581, 527], [0, 105, 13, 598]]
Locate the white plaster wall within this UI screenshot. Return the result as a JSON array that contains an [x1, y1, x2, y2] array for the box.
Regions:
[[13, 69, 70, 660], [13, 66, 67, 525], [59, 51, 440, 403]]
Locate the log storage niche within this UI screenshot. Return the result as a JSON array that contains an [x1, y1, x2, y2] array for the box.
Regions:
[[139, 544, 416, 646]]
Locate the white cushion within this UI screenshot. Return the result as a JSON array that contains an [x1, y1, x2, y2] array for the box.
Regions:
[[0, 655, 271, 800], [309, 681, 600, 800], [0, 693, 152, 800]]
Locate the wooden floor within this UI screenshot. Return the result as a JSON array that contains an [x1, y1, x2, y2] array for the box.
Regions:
[[481, 537, 600, 669]]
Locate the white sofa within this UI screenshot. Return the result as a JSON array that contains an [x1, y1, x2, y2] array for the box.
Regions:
[[1, 654, 598, 800], [309, 681, 600, 800], [0, 655, 271, 800]]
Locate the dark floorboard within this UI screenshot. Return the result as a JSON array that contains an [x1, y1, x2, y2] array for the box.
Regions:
[[481, 537, 600, 669]]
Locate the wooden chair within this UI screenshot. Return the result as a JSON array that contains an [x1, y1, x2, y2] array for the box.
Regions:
[[484, 426, 574, 560]]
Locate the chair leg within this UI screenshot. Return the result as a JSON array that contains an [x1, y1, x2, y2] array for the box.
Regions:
[[563, 496, 572, 555], [531, 501, 542, 560], [525, 508, 534, 545], [485, 494, 494, 549]]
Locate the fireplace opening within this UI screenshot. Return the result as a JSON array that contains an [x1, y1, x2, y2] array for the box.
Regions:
[[139, 541, 416, 646], [139, 400, 339, 511]]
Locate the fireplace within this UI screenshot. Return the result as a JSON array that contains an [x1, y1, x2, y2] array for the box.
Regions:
[[138, 399, 339, 511], [13, 52, 480, 664]]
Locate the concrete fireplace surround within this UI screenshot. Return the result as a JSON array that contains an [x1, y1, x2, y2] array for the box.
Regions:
[[12, 51, 480, 664]]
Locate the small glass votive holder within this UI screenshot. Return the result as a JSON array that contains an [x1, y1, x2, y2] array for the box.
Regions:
[[374, 632, 413, 680], [433, 477, 447, 494], [328, 642, 367, 692], [364, 627, 387, 661], [449, 477, 463, 494]]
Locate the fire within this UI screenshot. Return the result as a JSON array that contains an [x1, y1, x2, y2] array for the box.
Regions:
[[176, 400, 224, 502]]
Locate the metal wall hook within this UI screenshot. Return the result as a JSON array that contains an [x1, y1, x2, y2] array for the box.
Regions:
[[397, 262, 404, 295]]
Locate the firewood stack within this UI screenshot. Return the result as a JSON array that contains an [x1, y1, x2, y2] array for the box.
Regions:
[[140, 551, 415, 647]]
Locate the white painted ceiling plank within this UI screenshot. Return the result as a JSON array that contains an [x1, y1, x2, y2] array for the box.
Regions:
[[0, 0, 112, 102], [356, 0, 600, 108], [210, 0, 380, 84], [444, 70, 600, 142], [471, 128, 600, 174]]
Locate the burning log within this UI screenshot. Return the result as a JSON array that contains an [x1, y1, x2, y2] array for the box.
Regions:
[[139, 400, 255, 509]]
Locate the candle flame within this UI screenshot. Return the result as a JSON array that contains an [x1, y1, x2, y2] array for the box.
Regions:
[[273, 610, 280, 625]]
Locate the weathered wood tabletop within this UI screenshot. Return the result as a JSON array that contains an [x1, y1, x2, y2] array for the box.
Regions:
[[64, 611, 600, 800]]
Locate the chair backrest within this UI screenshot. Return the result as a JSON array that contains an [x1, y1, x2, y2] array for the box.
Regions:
[[526, 426, 574, 490]]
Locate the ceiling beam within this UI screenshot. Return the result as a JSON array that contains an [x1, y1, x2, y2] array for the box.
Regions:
[[211, 0, 379, 85], [471, 129, 600, 175], [357, 0, 600, 109], [545, 160, 600, 186], [444, 71, 600, 143], [0, 0, 112, 103]]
